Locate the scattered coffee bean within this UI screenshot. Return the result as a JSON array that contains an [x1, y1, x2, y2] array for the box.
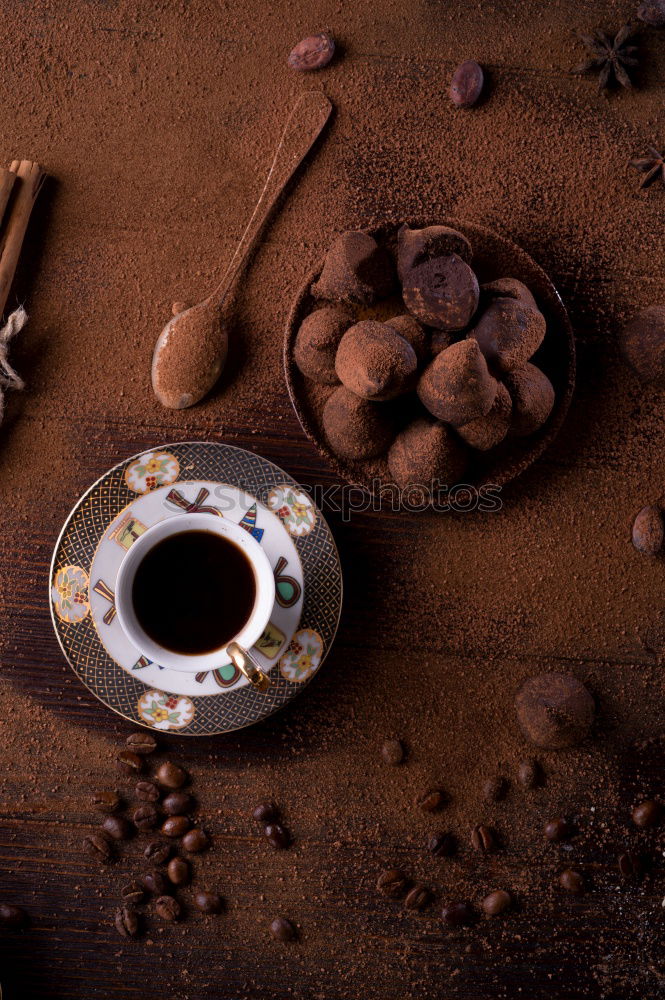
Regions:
[[162, 791, 194, 817], [450, 60, 484, 108], [470, 824, 496, 853], [135, 781, 160, 803], [517, 758, 542, 789], [182, 828, 210, 853], [125, 732, 157, 755], [442, 901, 476, 927], [381, 739, 405, 765], [632, 799, 661, 828], [544, 818, 573, 842], [156, 762, 188, 790], [102, 815, 134, 841], [167, 856, 190, 886], [559, 869, 585, 894], [269, 915, 296, 940], [155, 895, 180, 921], [144, 840, 171, 865], [0, 904, 28, 929], [264, 824, 289, 850], [515, 673, 595, 749], [287, 32, 335, 72], [481, 890, 512, 916], [117, 750, 144, 776], [161, 815, 191, 838], [141, 869, 169, 895], [415, 788, 445, 812], [133, 804, 160, 832], [92, 790, 121, 814], [429, 831, 457, 857], [83, 832, 112, 861], [618, 852, 643, 878], [114, 905, 139, 938], [194, 890, 223, 914], [377, 868, 410, 899], [252, 801, 278, 823], [483, 776, 508, 803], [120, 881, 146, 905], [404, 884, 432, 911]]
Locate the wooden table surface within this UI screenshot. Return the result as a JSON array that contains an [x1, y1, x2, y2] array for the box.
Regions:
[[1, 1, 665, 997]]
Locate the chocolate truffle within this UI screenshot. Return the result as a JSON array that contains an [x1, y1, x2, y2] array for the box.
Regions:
[[388, 418, 468, 489], [417, 339, 497, 427], [481, 277, 537, 311], [403, 253, 479, 332], [397, 223, 472, 280], [468, 298, 546, 372], [503, 363, 555, 436], [335, 321, 418, 401], [620, 305, 665, 385], [311, 231, 395, 306], [457, 382, 512, 450], [632, 504, 664, 555], [385, 314, 428, 363], [322, 386, 395, 460], [294, 305, 353, 384], [515, 673, 595, 750]]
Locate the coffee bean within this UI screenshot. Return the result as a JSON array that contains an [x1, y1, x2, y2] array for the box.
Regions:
[[381, 739, 405, 765], [481, 890, 511, 916], [0, 904, 28, 929], [269, 915, 296, 941], [133, 804, 160, 832], [515, 673, 595, 750], [429, 832, 457, 857], [287, 32, 335, 72], [252, 801, 278, 823], [167, 857, 190, 886], [441, 901, 476, 927], [92, 790, 121, 814], [102, 815, 134, 841], [83, 832, 112, 861], [632, 799, 661, 828], [120, 881, 146, 905], [559, 869, 584, 894], [415, 788, 445, 812], [156, 762, 188, 790], [182, 828, 210, 853], [161, 815, 190, 838], [162, 792, 195, 817], [135, 781, 160, 803], [114, 906, 139, 938], [117, 750, 144, 776], [632, 505, 664, 555], [404, 884, 432, 911], [125, 732, 157, 755], [470, 825, 496, 853], [450, 60, 484, 108], [483, 777, 508, 803], [155, 895, 180, 921], [141, 869, 169, 895], [517, 758, 542, 789], [144, 840, 171, 865], [376, 868, 410, 899], [194, 890, 223, 914], [264, 824, 289, 849], [544, 818, 573, 842], [618, 852, 643, 878]]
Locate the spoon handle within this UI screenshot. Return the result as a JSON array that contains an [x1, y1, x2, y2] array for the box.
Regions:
[[209, 91, 333, 310]]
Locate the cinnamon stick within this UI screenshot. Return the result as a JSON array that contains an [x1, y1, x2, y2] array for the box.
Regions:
[[0, 169, 16, 231], [0, 160, 45, 320]]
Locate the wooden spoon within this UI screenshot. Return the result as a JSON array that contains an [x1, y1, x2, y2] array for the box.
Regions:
[[151, 91, 333, 409]]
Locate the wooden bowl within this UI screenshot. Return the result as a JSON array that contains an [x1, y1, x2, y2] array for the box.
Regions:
[[284, 220, 575, 506]]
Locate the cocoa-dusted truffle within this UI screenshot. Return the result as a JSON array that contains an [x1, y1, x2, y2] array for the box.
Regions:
[[632, 504, 664, 555], [620, 304, 665, 385], [322, 386, 395, 460], [294, 304, 353, 384], [468, 298, 546, 372], [457, 382, 512, 451], [388, 418, 468, 489], [417, 339, 497, 427], [311, 231, 395, 306], [481, 277, 537, 310], [515, 673, 595, 750], [397, 224, 472, 280], [385, 314, 428, 363], [402, 253, 479, 332], [335, 321, 417, 401], [503, 363, 555, 436]]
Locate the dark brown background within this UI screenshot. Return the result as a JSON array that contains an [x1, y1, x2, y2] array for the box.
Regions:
[[1, 1, 665, 997]]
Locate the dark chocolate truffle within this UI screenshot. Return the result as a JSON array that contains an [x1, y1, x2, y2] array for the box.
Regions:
[[322, 386, 395, 460], [312, 231, 395, 306], [620, 305, 665, 385], [632, 504, 664, 555], [417, 339, 497, 427], [388, 418, 468, 489], [335, 321, 418, 401], [515, 673, 595, 750], [457, 382, 512, 450], [397, 224, 472, 280], [503, 363, 555, 436], [294, 305, 353, 384], [402, 253, 479, 332], [385, 314, 428, 363], [468, 298, 546, 372], [481, 277, 537, 311]]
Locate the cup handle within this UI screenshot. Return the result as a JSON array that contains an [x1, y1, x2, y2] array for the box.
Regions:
[[227, 641, 271, 693]]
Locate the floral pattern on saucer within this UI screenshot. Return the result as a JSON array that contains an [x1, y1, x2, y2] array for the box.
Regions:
[[125, 451, 180, 494], [137, 690, 195, 730], [267, 485, 316, 537], [51, 565, 89, 623], [279, 629, 323, 683]]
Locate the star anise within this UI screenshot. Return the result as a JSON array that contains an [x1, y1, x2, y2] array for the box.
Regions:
[[629, 146, 665, 189], [572, 24, 640, 91]]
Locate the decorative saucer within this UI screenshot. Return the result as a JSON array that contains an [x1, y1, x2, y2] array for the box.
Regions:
[[49, 442, 343, 735]]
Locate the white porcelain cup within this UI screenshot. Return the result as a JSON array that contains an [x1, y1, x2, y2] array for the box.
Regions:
[[115, 512, 275, 689]]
